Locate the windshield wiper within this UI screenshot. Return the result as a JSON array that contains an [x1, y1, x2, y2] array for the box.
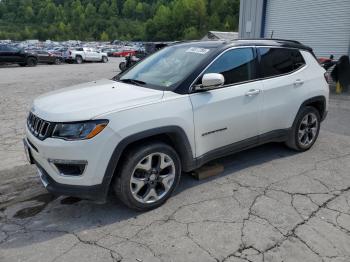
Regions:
[[119, 78, 146, 86]]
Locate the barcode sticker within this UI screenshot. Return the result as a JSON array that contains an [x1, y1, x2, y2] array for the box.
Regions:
[[185, 47, 210, 54]]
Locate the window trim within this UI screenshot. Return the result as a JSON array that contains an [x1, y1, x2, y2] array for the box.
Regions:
[[189, 46, 259, 93], [256, 46, 307, 81]]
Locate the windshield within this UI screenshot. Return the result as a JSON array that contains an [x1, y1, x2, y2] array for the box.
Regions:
[[118, 45, 214, 90]]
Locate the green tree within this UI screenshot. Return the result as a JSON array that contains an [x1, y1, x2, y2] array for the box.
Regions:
[[0, 0, 240, 41], [123, 0, 137, 17], [98, 1, 111, 17], [183, 26, 199, 40], [100, 31, 109, 41]]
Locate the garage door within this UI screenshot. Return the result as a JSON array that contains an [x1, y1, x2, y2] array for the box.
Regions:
[[264, 0, 350, 59]]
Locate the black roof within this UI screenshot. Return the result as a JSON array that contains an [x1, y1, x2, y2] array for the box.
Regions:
[[233, 39, 313, 52], [172, 38, 313, 52]]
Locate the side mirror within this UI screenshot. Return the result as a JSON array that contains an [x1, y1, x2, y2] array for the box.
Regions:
[[195, 73, 225, 91]]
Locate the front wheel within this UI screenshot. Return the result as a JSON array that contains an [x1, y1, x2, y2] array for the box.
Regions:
[[286, 106, 321, 151], [101, 56, 108, 63], [114, 142, 181, 211]]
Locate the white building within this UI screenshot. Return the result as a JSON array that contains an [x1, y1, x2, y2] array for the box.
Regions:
[[239, 0, 350, 59], [202, 31, 239, 41]]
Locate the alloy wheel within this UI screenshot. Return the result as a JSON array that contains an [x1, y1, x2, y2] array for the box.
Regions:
[[130, 152, 176, 204], [298, 112, 318, 147], [55, 58, 62, 65]]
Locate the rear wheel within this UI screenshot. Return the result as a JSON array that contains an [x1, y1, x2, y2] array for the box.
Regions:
[[102, 56, 108, 63], [114, 142, 181, 211], [26, 57, 37, 67], [119, 61, 126, 71], [75, 56, 83, 64], [54, 58, 62, 65], [286, 106, 321, 151]]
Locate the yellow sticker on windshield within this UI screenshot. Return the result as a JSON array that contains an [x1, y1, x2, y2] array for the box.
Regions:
[[185, 47, 210, 54]]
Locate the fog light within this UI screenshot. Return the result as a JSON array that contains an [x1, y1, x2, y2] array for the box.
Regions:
[[48, 159, 87, 176]]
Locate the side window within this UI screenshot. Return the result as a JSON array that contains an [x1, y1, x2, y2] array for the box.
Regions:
[[203, 48, 256, 85], [0, 45, 10, 51], [259, 48, 305, 78]]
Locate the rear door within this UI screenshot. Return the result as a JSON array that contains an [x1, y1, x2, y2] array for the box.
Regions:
[[36, 51, 49, 63], [258, 47, 307, 134], [91, 49, 101, 61], [190, 47, 263, 157]]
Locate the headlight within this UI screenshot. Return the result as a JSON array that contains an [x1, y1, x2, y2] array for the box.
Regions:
[[52, 120, 108, 140]]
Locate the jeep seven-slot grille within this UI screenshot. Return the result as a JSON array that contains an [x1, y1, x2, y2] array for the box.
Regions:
[[27, 112, 53, 140]]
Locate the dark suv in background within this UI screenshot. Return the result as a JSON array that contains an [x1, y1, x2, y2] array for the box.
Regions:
[[0, 45, 38, 67]]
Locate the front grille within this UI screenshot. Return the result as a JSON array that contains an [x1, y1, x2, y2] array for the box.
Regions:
[[27, 112, 53, 140]]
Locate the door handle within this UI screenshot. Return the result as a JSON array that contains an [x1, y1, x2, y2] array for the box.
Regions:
[[245, 89, 261, 97], [294, 79, 304, 87]]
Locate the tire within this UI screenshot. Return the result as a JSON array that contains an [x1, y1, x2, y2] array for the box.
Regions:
[[119, 61, 126, 71], [26, 57, 37, 67], [114, 142, 181, 211], [101, 56, 108, 63], [286, 106, 321, 151], [75, 56, 83, 64], [54, 58, 62, 65]]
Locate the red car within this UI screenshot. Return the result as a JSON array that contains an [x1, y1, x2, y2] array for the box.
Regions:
[[112, 50, 136, 57]]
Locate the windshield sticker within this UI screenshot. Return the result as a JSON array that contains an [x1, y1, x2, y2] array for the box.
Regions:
[[185, 47, 210, 55]]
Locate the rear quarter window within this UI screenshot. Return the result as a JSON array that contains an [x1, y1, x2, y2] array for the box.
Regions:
[[259, 47, 305, 78]]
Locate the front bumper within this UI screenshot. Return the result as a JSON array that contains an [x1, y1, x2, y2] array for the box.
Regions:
[[36, 161, 108, 201], [24, 124, 121, 200]]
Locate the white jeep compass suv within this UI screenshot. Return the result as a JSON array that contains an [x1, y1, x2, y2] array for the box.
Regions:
[[24, 39, 329, 210]]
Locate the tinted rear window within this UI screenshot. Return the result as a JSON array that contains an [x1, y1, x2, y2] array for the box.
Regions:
[[259, 48, 305, 78]]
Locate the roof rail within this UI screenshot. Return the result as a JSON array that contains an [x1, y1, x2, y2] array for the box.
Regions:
[[237, 38, 302, 45]]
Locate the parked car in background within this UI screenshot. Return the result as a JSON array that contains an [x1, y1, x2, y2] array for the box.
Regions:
[[318, 55, 336, 70], [112, 49, 136, 57], [119, 55, 140, 71], [36, 51, 63, 65], [49, 47, 68, 58], [102, 48, 118, 57], [0, 45, 38, 66], [65, 47, 108, 64], [144, 42, 173, 55]]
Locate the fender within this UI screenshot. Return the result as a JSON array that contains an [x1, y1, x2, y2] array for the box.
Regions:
[[100, 126, 195, 198]]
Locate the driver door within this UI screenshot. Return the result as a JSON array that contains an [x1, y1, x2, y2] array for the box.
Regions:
[[0, 46, 19, 62], [190, 47, 263, 158]]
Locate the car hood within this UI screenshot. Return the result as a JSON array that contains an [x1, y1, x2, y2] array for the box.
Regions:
[[32, 79, 164, 122]]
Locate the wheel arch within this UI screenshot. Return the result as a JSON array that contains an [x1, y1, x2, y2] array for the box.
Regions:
[[298, 96, 327, 121], [101, 126, 195, 198]]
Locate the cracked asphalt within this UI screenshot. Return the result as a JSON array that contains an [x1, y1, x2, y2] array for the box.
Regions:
[[1, 60, 350, 262]]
